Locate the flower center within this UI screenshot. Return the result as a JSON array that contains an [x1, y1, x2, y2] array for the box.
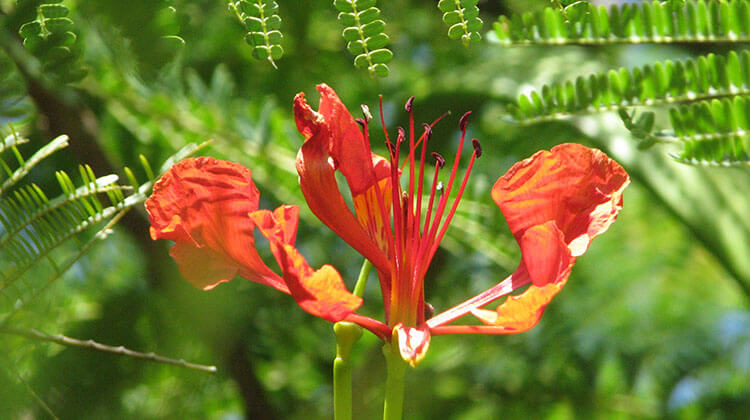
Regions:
[[359, 96, 481, 327]]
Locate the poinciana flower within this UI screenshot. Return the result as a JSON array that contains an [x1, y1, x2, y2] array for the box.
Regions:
[[146, 84, 629, 366]]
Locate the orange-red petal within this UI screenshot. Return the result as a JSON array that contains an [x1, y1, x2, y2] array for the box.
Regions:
[[520, 221, 573, 287], [251, 208, 363, 323], [146, 157, 287, 292], [471, 281, 565, 333], [294, 89, 391, 273], [492, 143, 629, 256]]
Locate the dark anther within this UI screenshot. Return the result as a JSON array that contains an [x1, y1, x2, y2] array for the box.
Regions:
[[361, 104, 373, 122], [431, 152, 445, 168], [355, 118, 367, 130], [405, 96, 415, 112], [422, 123, 432, 141], [397, 127, 406, 143], [459, 111, 472, 131], [472, 138, 482, 158], [385, 140, 395, 158]]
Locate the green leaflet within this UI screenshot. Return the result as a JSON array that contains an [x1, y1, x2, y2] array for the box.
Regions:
[[493, 0, 750, 46], [667, 97, 750, 166], [510, 52, 750, 123], [508, 50, 750, 166], [18, 1, 86, 83], [438, 0, 482, 47], [335, 0, 393, 78], [229, 0, 284, 68]]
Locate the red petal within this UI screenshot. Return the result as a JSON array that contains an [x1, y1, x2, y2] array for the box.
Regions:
[[394, 324, 431, 368], [316, 84, 392, 195], [294, 88, 391, 272], [471, 281, 565, 333], [146, 157, 287, 292], [492, 143, 629, 256], [520, 221, 573, 287], [169, 242, 238, 290], [468, 222, 572, 333], [251, 208, 363, 323]]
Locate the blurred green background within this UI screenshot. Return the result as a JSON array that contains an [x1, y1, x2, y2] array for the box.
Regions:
[[1, 0, 749, 419]]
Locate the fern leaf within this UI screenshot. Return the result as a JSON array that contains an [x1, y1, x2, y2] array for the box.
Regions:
[[334, 0, 393, 78], [0, 133, 29, 155], [492, 0, 750, 46], [665, 97, 750, 166], [18, 1, 86, 83], [0, 137, 205, 321], [228, 0, 283, 68], [0, 135, 68, 194], [509, 51, 750, 124], [438, 0, 483, 47]]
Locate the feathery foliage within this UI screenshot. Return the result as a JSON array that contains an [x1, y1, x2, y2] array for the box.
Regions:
[[493, 0, 750, 46], [504, 45, 750, 165], [620, 96, 750, 166], [0, 131, 204, 326], [438, 0, 483, 47], [510, 51, 750, 123], [334, 0, 393, 78], [18, 0, 86, 83], [228, 0, 284, 68]]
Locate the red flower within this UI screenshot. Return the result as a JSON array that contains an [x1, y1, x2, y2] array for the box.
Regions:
[[146, 84, 629, 366]]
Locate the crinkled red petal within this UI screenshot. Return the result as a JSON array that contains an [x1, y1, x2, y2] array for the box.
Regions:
[[251, 208, 363, 322], [145, 157, 287, 292], [491, 143, 629, 256]]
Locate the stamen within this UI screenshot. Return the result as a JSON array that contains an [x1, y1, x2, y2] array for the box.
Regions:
[[385, 140, 396, 159], [355, 118, 367, 130], [432, 152, 445, 168], [415, 111, 471, 281], [459, 111, 471, 131], [427, 141, 481, 264], [397, 127, 406, 145], [361, 104, 373, 122], [401, 192, 409, 228], [472, 139, 482, 158], [413, 123, 432, 260], [436, 181, 444, 193], [422, 123, 432, 142], [405, 96, 415, 112]]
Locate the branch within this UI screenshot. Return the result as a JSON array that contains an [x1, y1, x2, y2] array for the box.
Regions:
[[1, 326, 217, 374]]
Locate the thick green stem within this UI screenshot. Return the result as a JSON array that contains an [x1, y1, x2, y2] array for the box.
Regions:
[[382, 341, 408, 420], [333, 322, 362, 420]]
